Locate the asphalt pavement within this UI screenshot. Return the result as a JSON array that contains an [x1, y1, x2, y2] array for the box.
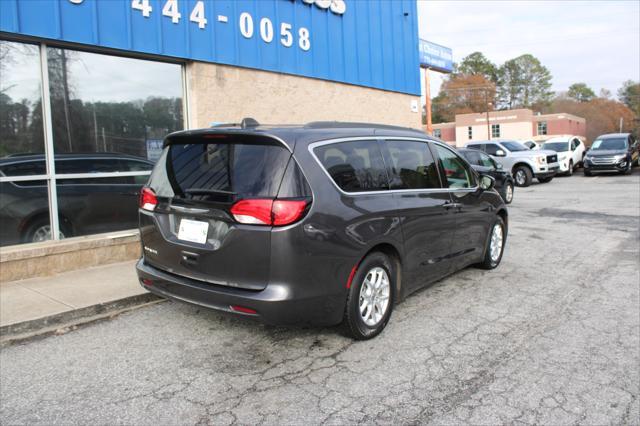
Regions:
[[1, 170, 639, 425]]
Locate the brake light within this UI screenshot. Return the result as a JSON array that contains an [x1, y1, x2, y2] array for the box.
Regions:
[[230, 199, 273, 225], [230, 199, 308, 226], [139, 187, 157, 211], [272, 200, 308, 225]]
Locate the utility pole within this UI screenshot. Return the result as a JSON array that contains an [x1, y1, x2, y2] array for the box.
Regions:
[[424, 68, 433, 135], [619, 117, 623, 132], [485, 89, 491, 140]]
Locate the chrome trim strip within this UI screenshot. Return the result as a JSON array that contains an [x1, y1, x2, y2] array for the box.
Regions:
[[0, 171, 151, 183], [307, 136, 479, 196], [170, 205, 210, 214]]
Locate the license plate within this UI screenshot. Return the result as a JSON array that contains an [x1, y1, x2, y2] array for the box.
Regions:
[[178, 219, 209, 244]]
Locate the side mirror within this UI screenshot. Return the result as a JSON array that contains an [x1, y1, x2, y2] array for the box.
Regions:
[[495, 149, 506, 157], [479, 174, 495, 191]]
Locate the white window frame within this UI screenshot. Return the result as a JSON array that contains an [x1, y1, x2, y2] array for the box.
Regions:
[[491, 124, 501, 138], [537, 121, 547, 136], [0, 41, 188, 243]]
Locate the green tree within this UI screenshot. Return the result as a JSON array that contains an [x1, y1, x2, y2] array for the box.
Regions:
[[498, 54, 553, 110], [457, 52, 499, 83], [567, 83, 596, 102], [617, 80, 640, 116]]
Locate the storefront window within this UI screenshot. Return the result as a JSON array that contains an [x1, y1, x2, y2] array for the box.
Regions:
[[46, 47, 183, 164], [0, 40, 184, 246], [0, 41, 45, 158]]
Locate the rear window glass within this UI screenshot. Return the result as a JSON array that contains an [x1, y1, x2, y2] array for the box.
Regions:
[[385, 140, 441, 189], [149, 137, 290, 200], [314, 140, 389, 193]]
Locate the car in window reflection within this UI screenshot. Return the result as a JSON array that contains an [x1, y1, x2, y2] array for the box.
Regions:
[[0, 153, 153, 246]]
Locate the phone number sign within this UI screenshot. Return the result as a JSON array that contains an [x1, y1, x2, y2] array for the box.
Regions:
[[0, 0, 421, 96]]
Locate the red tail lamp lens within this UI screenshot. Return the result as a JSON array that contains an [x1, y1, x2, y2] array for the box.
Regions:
[[141, 278, 153, 286], [230, 199, 273, 225], [139, 187, 158, 211], [272, 200, 308, 226], [230, 199, 308, 226], [230, 305, 258, 315]]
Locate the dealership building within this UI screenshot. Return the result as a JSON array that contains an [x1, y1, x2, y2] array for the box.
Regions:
[[0, 0, 421, 275], [432, 109, 586, 147]]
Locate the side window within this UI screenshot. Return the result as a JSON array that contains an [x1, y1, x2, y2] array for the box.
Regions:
[[384, 140, 441, 189], [122, 159, 154, 172], [467, 144, 484, 152], [484, 144, 501, 156], [478, 152, 495, 168], [314, 140, 389, 193], [461, 150, 481, 166], [433, 144, 475, 189], [0, 160, 46, 176]]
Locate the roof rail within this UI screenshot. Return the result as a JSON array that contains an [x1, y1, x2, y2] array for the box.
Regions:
[[210, 117, 261, 129], [304, 121, 424, 133]]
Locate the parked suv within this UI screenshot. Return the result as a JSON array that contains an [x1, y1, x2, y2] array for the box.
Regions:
[[136, 121, 509, 339], [541, 136, 585, 176], [466, 140, 560, 187], [583, 133, 639, 176], [458, 148, 514, 204]]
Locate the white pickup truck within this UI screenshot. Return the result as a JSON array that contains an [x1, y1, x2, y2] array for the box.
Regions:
[[466, 140, 560, 187]]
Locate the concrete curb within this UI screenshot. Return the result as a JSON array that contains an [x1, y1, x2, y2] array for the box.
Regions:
[[0, 293, 162, 346]]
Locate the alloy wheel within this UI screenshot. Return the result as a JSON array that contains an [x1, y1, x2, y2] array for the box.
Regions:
[[515, 170, 526, 186], [489, 223, 504, 263], [31, 225, 66, 242], [505, 184, 513, 203], [358, 267, 390, 327]]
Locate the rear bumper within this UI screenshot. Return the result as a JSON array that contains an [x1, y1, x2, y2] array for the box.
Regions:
[[136, 259, 345, 326]]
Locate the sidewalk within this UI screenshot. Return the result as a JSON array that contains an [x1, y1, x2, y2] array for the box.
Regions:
[[0, 260, 158, 342]]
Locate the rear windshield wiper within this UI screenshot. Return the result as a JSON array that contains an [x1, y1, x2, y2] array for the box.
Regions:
[[184, 188, 237, 196]]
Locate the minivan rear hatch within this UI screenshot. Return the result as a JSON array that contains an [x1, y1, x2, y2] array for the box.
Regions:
[[140, 132, 304, 291]]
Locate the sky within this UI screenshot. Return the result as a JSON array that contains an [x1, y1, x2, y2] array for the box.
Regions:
[[417, 0, 640, 100]]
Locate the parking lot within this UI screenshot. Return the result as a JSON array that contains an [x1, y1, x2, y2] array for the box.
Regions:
[[1, 170, 639, 425]]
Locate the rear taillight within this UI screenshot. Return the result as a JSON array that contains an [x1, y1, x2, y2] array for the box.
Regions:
[[230, 199, 308, 226], [272, 200, 308, 225], [139, 187, 158, 211]]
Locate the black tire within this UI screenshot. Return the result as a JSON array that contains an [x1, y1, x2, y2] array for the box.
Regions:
[[621, 163, 633, 175], [343, 252, 396, 340], [513, 165, 533, 187], [538, 176, 553, 183], [501, 182, 514, 204], [584, 169, 593, 176], [566, 160, 574, 176], [477, 216, 507, 270]]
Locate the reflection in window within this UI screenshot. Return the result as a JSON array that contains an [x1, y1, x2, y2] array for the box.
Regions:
[[385, 140, 441, 189], [315, 140, 389, 192], [433, 144, 474, 189], [0, 41, 45, 159], [56, 177, 144, 238], [46, 47, 183, 165]]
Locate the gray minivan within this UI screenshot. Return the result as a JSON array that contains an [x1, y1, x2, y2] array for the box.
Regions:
[[136, 121, 508, 339]]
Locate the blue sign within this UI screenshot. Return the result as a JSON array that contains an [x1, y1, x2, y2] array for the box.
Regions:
[[419, 39, 453, 73], [0, 0, 420, 95]]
